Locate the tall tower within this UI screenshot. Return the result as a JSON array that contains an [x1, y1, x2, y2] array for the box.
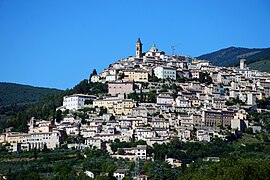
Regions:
[[136, 37, 142, 58], [240, 59, 246, 69]]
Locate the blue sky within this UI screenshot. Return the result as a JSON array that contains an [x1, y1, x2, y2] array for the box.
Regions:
[[0, 0, 270, 89]]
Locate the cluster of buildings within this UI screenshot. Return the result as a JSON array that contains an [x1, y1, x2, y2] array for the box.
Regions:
[[0, 39, 269, 166]]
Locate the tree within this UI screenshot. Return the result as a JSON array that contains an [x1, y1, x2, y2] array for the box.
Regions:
[[92, 69, 98, 76], [128, 92, 140, 102], [73, 79, 90, 94], [89, 69, 98, 81], [56, 109, 62, 123], [99, 107, 107, 116], [110, 115, 115, 121], [117, 148, 125, 155], [118, 73, 125, 80], [198, 72, 213, 85], [149, 75, 159, 82], [147, 91, 156, 103]]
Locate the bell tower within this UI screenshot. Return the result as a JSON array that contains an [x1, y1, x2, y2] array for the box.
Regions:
[[136, 37, 142, 58]]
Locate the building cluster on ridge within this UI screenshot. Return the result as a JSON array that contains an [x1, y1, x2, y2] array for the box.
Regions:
[[1, 38, 269, 162]]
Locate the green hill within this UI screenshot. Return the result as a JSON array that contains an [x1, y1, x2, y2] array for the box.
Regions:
[[0, 82, 62, 107], [197, 47, 270, 66], [248, 58, 270, 73]]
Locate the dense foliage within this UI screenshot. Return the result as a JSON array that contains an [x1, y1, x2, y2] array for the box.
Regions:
[[0, 82, 61, 107], [0, 79, 107, 132], [0, 132, 269, 179]]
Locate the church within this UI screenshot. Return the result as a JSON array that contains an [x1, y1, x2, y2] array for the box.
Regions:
[[135, 38, 165, 60]]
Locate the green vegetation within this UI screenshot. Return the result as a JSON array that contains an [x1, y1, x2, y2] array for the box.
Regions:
[[249, 58, 270, 72], [0, 148, 127, 180], [197, 47, 270, 66], [128, 90, 157, 103], [110, 139, 147, 153], [0, 132, 269, 179], [180, 156, 270, 180], [198, 72, 212, 85], [0, 80, 107, 132], [225, 97, 245, 106], [0, 82, 61, 107], [149, 75, 160, 82]]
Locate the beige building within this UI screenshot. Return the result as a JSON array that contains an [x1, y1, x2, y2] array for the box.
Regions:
[[93, 97, 136, 115], [108, 81, 134, 96], [202, 109, 235, 127], [2, 131, 61, 151], [123, 69, 148, 82]]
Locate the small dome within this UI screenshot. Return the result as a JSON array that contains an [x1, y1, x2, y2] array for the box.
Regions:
[[150, 44, 158, 52]]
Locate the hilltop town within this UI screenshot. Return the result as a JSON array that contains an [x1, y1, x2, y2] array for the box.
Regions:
[[1, 38, 270, 179]]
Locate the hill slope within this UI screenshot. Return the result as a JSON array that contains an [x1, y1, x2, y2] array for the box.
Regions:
[[0, 82, 62, 107], [197, 47, 270, 66], [248, 58, 270, 73]]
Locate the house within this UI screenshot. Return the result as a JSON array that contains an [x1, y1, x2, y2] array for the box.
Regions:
[[85, 138, 106, 149], [231, 119, 248, 131], [157, 93, 174, 105], [154, 66, 176, 80], [85, 170, 95, 179], [133, 174, 149, 180], [136, 128, 156, 140], [175, 96, 191, 107], [62, 94, 97, 110], [203, 157, 220, 162], [165, 158, 182, 168], [122, 69, 149, 82], [201, 109, 235, 127], [93, 97, 136, 115], [90, 75, 100, 83], [28, 117, 54, 133], [196, 130, 211, 142], [113, 169, 128, 180], [113, 145, 147, 161], [108, 81, 134, 96], [3, 131, 61, 151]]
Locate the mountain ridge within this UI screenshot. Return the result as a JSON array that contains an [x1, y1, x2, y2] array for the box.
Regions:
[[197, 46, 270, 67], [0, 82, 62, 107]]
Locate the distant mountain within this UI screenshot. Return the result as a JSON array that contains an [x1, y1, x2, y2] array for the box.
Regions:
[[0, 82, 62, 107], [197, 47, 270, 66]]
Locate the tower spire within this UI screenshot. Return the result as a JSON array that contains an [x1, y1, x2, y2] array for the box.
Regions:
[[136, 37, 143, 58]]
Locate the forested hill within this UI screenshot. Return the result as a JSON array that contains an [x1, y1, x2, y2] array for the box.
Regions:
[[197, 47, 270, 66], [0, 82, 62, 107]]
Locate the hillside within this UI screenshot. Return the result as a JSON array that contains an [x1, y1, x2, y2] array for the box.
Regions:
[[247, 58, 270, 73], [197, 47, 270, 66], [0, 82, 62, 107]]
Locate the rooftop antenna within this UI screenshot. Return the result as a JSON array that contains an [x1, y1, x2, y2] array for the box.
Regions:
[[171, 46, 176, 55], [171, 43, 180, 55]]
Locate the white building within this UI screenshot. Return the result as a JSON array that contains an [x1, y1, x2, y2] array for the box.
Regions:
[[113, 169, 128, 180], [4, 131, 61, 151], [247, 93, 256, 105], [90, 75, 100, 83], [85, 170, 95, 179], [157, 93, 174, 105], [175, 96, 191, 107], [240, 59, 246, 70], [122, 145, 147, 160], [63, 94, 96, 110], [154, 66, 176, 80]]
